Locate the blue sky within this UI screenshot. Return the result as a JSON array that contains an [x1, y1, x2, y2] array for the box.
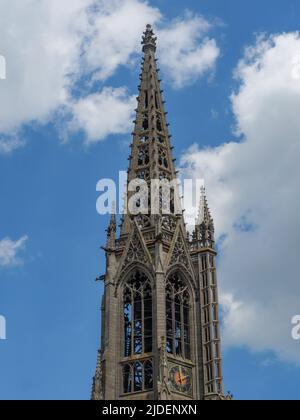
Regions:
[[1, 0, 300, 400]]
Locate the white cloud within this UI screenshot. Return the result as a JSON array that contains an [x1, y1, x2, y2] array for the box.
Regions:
[[0, 236, 28, 267], [83, 0, 161, 81], [0, 0, 89, 133], [69, 87, 136, 144], [0, 0, 220, 150], [158, 13, 220, 88], [180, 32, 300, 364]]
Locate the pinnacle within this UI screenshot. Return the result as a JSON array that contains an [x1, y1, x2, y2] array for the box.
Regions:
[[142, 24, 157, 53], [197, 186, 213, 226]]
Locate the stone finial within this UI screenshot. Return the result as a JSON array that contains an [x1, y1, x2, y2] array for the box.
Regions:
[[142, 24, 157, 53]]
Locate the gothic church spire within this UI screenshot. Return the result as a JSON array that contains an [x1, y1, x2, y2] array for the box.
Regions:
[[121, 24, 181, 235]]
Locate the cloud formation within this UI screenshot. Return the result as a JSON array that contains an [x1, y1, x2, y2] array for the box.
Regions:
[[83, 0, 161, 81], [0, 236, 28, 268], [0, 0, 220, 150], [69, 87, 136, 144], [181, 32, 300, 364], [158, 13, 220, 88]]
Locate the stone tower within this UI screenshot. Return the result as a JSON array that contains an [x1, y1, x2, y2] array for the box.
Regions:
[[92, 25, 224, 401]]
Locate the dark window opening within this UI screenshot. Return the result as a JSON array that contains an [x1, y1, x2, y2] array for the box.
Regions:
[[134, 362, 143, 392], [122, 359, 153, 394], [158, 147, 168, 169], [144, 360, 153, 390], [137, 169, 150, 182], [156, 114, 162, 132], [138, 147, 149, 166], [142, 116, 149, 131], [123, 271, 153, 357], [166, 273, 191, 360], [124, 300, 132, 357], [123, 365, 132, 394], [122, 271, 153, 394]]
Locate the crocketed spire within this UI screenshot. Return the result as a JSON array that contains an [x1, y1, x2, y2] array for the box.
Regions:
[[142, 24, 157, 53], [197, 186, 213, 226]]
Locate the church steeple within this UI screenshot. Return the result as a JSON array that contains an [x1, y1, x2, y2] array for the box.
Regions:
[[121, 24, 180, 235], [93, 25, 225, 402]]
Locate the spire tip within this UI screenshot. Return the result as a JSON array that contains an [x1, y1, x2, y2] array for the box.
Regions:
[[142, 24, 157, 52]]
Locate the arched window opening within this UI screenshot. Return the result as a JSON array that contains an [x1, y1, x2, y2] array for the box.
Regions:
[[158, 147, 168, 169], [122, 359, 154, 394], [122, 271, 154, 394], [134, 362, 143, 392], [123, 272, 152, 357], [138, 147, 149, 166], [142, 115, 149, 131], [144, 360, 154, 390], [144, 91, 149, 109], [166, 273, 191, 360], [123, 364, 132, 394]]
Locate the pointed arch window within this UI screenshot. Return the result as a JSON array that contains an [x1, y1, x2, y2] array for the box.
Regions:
[[158, 147, 168, 168], [123, 271, 153, 357], [122, 360, 153, 394], [142, 115, 149, 131], [166, 273, 191, 360], [144, 91, 149, 109], [122, 271, 153, 394], [138, 146, 149, 166]]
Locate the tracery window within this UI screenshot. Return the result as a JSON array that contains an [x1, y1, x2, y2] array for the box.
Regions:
[[137, 169, 150, 182], [144, 91, 149, 109], [158, 147, 168, 168], [138, 146, 149, 166], [123, 272, 152, 356], [122, 271, 153, 394], [122, 360, 153, 394], [166, 273, 191, 360]]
